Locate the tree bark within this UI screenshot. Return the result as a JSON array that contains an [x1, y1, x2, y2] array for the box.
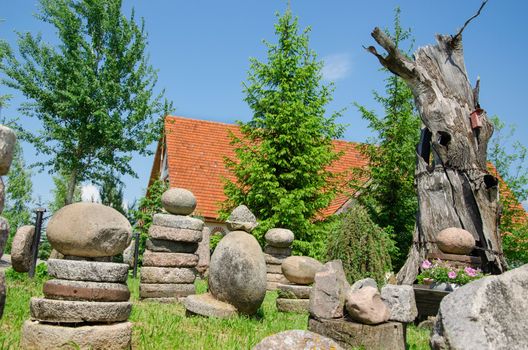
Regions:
[[367, 28, 507, 284], [65, 168, 78, 206]]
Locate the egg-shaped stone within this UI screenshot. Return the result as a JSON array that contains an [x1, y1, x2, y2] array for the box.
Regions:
[[161, 188, 196, 215], [47, 203, 132, 257], [265, 228, 294, 248], [436, 227, 475, 255], [282, 256, 323, 285], [209, 230, 266, 315]]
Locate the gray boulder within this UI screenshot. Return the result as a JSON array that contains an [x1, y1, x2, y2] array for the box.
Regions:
[[253, 330, 343, 350], [196, 226, 210, 274], [209, 230, 266, 315], [265, 228, 294, 248], [282, 256, 323, 285], [0, 217, 8, 259], [431, 264, 528, 350], [47, 259, 129, 283], [381, 284, 418, 323], [47, 203, 132, 257], [11, 225, 35, 272], [309, 260, 349, 319], [122, 240, 135, 268], [161, 188, 197, 215], [346, 286, 390, 325], [225, 205, 257, 232], [351, 278, 377, 291], [0, 125, 16, 176]]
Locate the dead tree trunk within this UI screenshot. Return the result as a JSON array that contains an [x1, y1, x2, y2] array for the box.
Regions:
[[367, 27, 507, 284]]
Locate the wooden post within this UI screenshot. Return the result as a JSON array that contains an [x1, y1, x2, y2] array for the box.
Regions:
[[28, 208, 46, 278]]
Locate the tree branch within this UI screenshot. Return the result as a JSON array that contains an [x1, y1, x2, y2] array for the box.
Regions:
[[452, 0, 489, 43]]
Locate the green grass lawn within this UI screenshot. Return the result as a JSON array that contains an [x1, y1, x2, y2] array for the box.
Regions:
[[0, 267, 430, 349]]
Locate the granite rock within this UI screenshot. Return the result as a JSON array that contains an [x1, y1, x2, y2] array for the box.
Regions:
[[276, 298, 310, 313], [43, 279, 130, 302], [140, 266, 196, 284], [225, 205, 257, 232], [253, 330, 343, 350], [148, 225, 203, 242], [47, 259, 129, 283], [264, 228, 294, 248], [153, 213, 204, 231], [436, 227, 475, 255], [11, 225, 35, 272], [184, 293, 237, 319], [0, 125, 16, 176], [351, 278, 377, 291], [282, 256, 323, 285], [161, 188, 197, 215], [142, 251, 198, 267], [381, 284, 418, 323], [346, 286, 390, 325], [309, 260, 348, 319], [30, 298, 131, 323], [146, 238, 199, 253], [278, 284, 312, 299]]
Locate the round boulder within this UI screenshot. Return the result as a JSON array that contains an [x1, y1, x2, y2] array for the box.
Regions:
[[47, 203, 132, 257], [209, 230, 266, 315], [161, 188, 196, 215], [282, 256, 323, 285], [11, 225, 35, 272], [436, 227, 475, 255], [265, 228, 294, 248]]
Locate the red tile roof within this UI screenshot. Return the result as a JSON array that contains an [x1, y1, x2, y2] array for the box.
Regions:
[[157, 116, 369, 221]]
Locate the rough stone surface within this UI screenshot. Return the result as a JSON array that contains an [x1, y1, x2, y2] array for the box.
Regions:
[[351, 278, 378, 291], [0, 217, 9, 259], [276, 298, 310, 313], [63, 255, 112, 262], [146, 238, 198, 253], [265, 228, 294, 248], [43, 279, 130, 302], [253, 330, 343, 350], [209, 230, 266, 315], [140, 283, 195, 299], [11, 225, 36, 272], [381, 284, 418, 323], [153, 213, 204, 231], [47, 202, 132, 257], [122, 240, 135, 268], [143, 251, 198, 267], [282, 256, 323, 285], [308, 317, 405, 350], [436, 227, 475, 255], [264, 253, 289, 265], [346, 286, 390, 325], [30, 298, 131, 323], [47, 259, 129, 283], [0, 125, 16, 176], [0, 270, 5, 319], [266, 281, 283, 291], [161, 188, 197, 215], [431, 264, 528, 350], [148, 224, 203, 242], [266, 263, 283, 274], [140, 266, 196, 284], [267, 272, 289, 284], [278, 284, 312, 299], [184, 293, 237, 318], [196, 226, 210, 274], [21, 320, 132, 350], [0, 177, 4, 214], [48, 249, 64, 260], [309, 260, 348, 319], [264, 245, 292, 256], [225, 205, 258, 232]]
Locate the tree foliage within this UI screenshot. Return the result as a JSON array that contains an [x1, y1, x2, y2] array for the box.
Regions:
[[49, 171, 81, 213], [99, 175, 126, 216], [354, 8, 420, 270], [223, 10, 344, 258], [1, 0, 171, 204]]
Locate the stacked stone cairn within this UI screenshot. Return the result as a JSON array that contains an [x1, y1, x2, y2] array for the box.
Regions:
[[264, 228, 293, 290], [307, 260, 417, 350], [276, 255, 323, 313], [140, 188, 203, 302], [0, 125, 16, 319], [21, 202, 133, 350], [184, 205, 267, 318]]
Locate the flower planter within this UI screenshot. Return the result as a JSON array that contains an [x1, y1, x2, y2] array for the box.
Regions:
[[413, 284, 451, 322]]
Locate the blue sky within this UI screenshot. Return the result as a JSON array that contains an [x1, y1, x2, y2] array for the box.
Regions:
[[1, 0, 527, 207]]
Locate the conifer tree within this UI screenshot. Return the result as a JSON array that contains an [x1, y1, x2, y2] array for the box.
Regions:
[[223, 10, 343, 258]]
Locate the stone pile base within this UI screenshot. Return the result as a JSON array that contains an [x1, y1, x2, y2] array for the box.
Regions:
[[21, 259, 132, 350], [184, 293, 237, 319], [276, 283, 311, 313], [264, 245, 291, 291], [308, 317, 405, 350]]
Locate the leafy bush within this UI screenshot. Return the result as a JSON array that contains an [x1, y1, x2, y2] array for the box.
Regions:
[[501, 223, 528, 268], [416, 259, 487, 285], [326, 203, 394, 285]]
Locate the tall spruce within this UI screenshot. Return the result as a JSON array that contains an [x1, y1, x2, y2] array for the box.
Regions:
[[223, 10, 344, 258], [1, 0, 171, 204], [354, 8, 421, 270]]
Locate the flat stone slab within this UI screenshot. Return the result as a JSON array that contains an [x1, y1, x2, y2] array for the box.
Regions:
[[264, 253, 289, 265], [21, 320, 132, 350], [308, 317, 405, 350], [0, 270, 5, 318], [266, 263, 283, 274], [278, 284, 312, 299], [140, 266, 196, 284], [264, 245, 292, 256], [140, 283, 195, 299], [146, 238, 198, 253], [142, 297, 182, 304], [11, 225, 35, 272], [148, 225, 202, 243], [152, 214, 204, 231], [43, 279, 130, 302], [254, 330, 343, 350], [47, 259, 129, 283], [184, 293, 237, 318], [267, 272, 289, 284], [30, 298, 131, 324], [142, 251, 198, 267], [276, 298, 310, 313]]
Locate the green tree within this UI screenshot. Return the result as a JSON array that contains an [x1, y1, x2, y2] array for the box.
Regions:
[[354, 8, 421, 270], [1, 0, 171, 204], [223, 10, 344, 258], [49, 171, 81, 213], [99, 175, 125, 215]]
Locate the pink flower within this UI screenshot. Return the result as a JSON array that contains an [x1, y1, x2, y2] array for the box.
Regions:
[[421, 260, 432, 269], [464, 267, 477, 277], [448, 271, 457, 279]]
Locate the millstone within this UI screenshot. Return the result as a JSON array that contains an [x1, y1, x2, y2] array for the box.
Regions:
[[278, 284, 312, 299], [264, 253, 289, 265], [142, 251, 198, 267], [43, 279, 130, 302], [148, 225, 203, 242], [184, 293, 237, 319], [152, 214, 204, 231], [47, 259, 129, 283], [30, 298, 131, 323], [11, 225, 35, 272], [140, 266, 196, 284], [146, 238, 198, 253], [266, 264, 283, 274], [267, 272, 289, 284], [264, 245, 292, 256], [276, 298, 310, 313], [21, 320, 132, 350], [140, 283, 195, 299]]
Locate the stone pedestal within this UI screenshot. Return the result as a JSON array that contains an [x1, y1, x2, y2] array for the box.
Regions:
[[264, 228, 294, 291], [308, 317, 405, 350], [276, 283, 311, 314]]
